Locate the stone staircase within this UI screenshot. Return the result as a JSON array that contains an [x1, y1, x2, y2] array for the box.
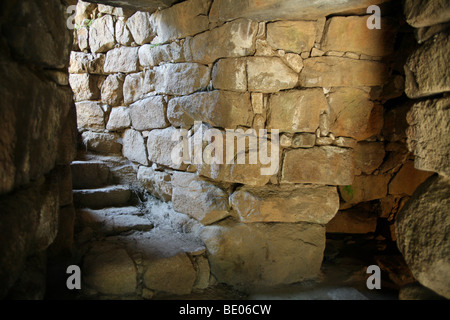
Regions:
[[71, 152, 211, 299]]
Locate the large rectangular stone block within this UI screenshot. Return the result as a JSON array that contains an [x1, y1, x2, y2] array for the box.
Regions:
[[282, 147, 355, 185], [230, 185, 339, 224], [300, 56, 389, 87], [154, 63, 210, 96]]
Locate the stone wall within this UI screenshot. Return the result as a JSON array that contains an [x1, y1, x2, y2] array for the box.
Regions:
[[0, 0, 76, 298], [395, 0, 450, 299], [68, 0, 438, 290]]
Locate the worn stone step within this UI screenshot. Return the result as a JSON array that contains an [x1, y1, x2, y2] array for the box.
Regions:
[[81, 228, 208, 298], [73, 185, 132, 209], [76, 206, 153, 235], [71, 161, 111, 189]]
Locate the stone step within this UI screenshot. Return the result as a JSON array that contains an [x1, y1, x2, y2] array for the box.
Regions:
[[71, 161, 111, 189], [76, 206, 154, 235], [73, 185, 132, 209], [80, 228, 208, 298]]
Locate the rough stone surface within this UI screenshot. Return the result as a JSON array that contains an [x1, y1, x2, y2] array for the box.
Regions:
[[73, 185, 131, 209], [83, 246, 137, 295], [115, 19, 133, 46], [339, 174, 391, 204], [321, 16, 396, 57], [186, 19, 258, 64], [71, 161, 110, 189], [389, 161, 433, 196], [137, 166, 172, 201], [69, 52, 105, 74], [200, 221, 325, 288], [101, 74, 125, 107], [126, 11, 154, 45], [396, 175, 450, 299], [282, 147, 354, 185], [212, 58, 247, 92], [75, 101, 105, 132], [167, 91, 253, 129], [230, 185, 339, 224], [267, 21, 316, 53], [172, 172, 230, 225], [151, 0, 210, 44], [327, 88, 378, 141], [143, 252, 196, 295], [300, 57, 389, 87], [406, 97, 450, 177], [403, 0, 450, 28], [123, 129, 148, 165], [247, 57, 298, 93], [267, 89, 328, 133], [404, 33, 450, 99], [69, 74, 102, 102], [81, 131, 122, 154], [104, 47, 140, 74], [209, 0, 390, 22], [354, 142, 385, 175], [146, 127, 188, 170], [106, 107, 131, 131], [123, 70, 155, 105], [89, 15, 115, 53], [129, 96, 168, 131], [292, 133, 316, 148], [154, 63, 210, 96]]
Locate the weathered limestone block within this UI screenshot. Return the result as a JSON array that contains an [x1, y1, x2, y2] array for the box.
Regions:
[[106, 107, 131, 131], [144, 252, 196, 295], [126, 11, 154, 45], [69, 74, 103, 102], [200, 221, 325, 288], [326, 207, 378, 234], [129, 96, 168, 131], [403, 0, 450, 28], [139, 44, 171, 67], [69, 52, 105, 74], [81, 131, 122, 154], [396, 175, 450, 299], [404, 33, 450, 99], [185, 19, 258, 64], [151, 0, 210, 44], [123, 129, 148, 166], [282, 147, 354, 185], [123, 70, 155, 105], [75, 101, 105, 131], [137, 166, 172, 201], [104, 46, 140, 74], [77, 27, 89, 51], [321, 16, 396, 57], [354, 142, 385, 175], [212, 58, 247, 92], [167, 91, 253, 129], [89, 15, 115, 53], [247, 57, 298, 93], [101, 74, 125, 107], [266, 21, 316, 53], [327, 88, 379, 141], [300, 57, 389, 87], [209, 0, 390, 22], [83, 245, 137, 295], [115, 19, 133, 46], [406, 97, 450, 177], [146, 127, 188, 170], [171, 172, 229, 225], [283, 53, 304, 73], [230, 185, 339, 224], [389, 161, 434, 196], [154, 63, 210, 96], [339, 174, 391, 204], [267, 89, 328, 133]]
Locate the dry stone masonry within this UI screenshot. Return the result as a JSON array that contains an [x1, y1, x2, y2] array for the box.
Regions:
[[1, 0, 448, 300]]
